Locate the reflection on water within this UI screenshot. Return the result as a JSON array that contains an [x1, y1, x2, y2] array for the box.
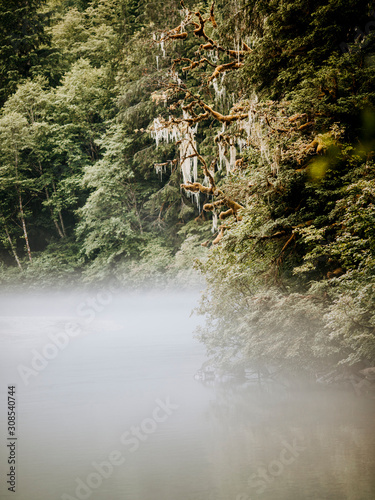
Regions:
[[0, 289, 374, 500]]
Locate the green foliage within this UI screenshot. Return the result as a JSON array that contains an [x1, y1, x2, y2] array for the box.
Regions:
[[21, 237, 82, 287], [0, 0, 52, 104], [76, 122, 144, 266]]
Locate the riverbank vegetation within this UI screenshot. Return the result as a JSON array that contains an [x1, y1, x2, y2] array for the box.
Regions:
[[1, 0, 375, 374]]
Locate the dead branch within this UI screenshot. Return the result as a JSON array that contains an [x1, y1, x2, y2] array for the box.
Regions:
[[264, 114, 289, 133], [167, 80, 248, 124], [181, 182, 213, 195], [180, 140, 244, 215], [203, 200, 226, 211], [212, 226, 225, 244], [208, 61, 243, 82], [164, 111, 210, 126], [182, 181, 243, 214], [157, 20, 190, 44], [298, 121, 314, 131], [274, 233, 296, 266], [183, 57, 216, 71], [193, 11, 208, 38], [227, 49, 250, 58], [200, 42, 214, 50], [177, 0, 251, 61], [184, 139, 216, 190], [173, 57, 216, 72], [169, 32, 188, 40], [210, 2, 217, 28], [219, 208, 234, 219], [224, 198, 244, 214], [181, 101, 196, 112], [201, 100, 248, 123]]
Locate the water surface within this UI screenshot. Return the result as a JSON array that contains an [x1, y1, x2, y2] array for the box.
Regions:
[[0, 289, 374, 500]]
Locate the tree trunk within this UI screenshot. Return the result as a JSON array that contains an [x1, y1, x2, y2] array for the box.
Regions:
[[3, 225, 23, 270], [52, 181, 67, 237], [16, 187, 32, 262], [38, 162, 65, 239], [45, 187, 65, 239], [14, 149, 31, 261]]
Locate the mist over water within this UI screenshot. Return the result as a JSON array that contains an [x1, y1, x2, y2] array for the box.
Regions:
[[0, 289, 375, 500]]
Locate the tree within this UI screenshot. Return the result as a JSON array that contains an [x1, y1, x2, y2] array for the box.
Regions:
[[76, 122, 146, 277], [0, 0, 51, 104], [6, 78, 75, 241], [149, 0, 375, 371], [0, 112, 34, 262]]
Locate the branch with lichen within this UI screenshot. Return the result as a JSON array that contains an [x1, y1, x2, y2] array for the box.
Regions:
[[180, 140, 244, 224], [156, 0, 251, 85], [167, 83, 248, 124], [187, 2, 251, 59]]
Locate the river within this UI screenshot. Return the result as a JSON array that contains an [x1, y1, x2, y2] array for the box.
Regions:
[[0, 289, 374, 500]]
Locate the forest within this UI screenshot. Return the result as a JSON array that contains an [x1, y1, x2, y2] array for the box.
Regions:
[[1, 0, 375, 374]]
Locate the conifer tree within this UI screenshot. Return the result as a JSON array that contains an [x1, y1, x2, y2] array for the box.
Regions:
[[0, 0, 51, 104]]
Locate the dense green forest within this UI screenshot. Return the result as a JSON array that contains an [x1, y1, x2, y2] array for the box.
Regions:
[[1, 0, 375, 373]]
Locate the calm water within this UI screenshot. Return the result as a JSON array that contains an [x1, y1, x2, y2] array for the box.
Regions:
[[0, 289, 374, 500]]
